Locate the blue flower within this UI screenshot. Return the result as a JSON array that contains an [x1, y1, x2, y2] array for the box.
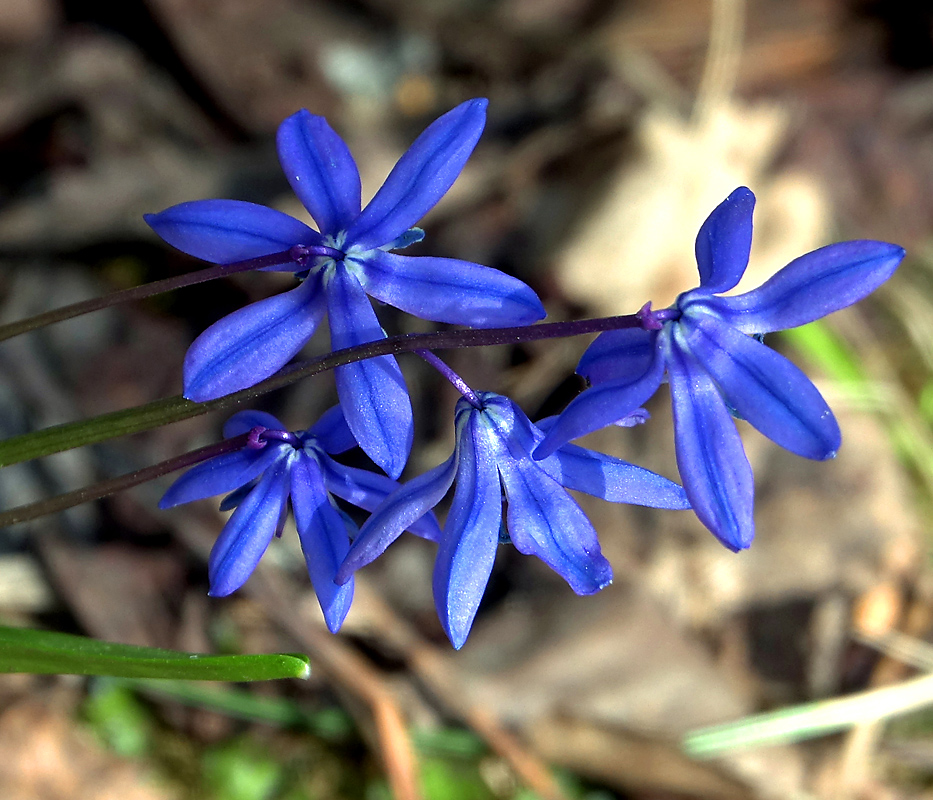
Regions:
[[535, 187, 905, 551], [145, 100, 546, 478], [159, 406, 441, 633], [336, 392, 690, 648]]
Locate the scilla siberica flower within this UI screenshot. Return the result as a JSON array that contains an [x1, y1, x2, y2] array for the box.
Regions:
[[159, 407, 441, 632], [535, 187, 905, 551], [145, 100, 545, 478], [336, 392, 690, 648]]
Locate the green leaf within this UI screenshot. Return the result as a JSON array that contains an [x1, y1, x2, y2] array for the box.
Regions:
[[84, 683, 155, 757], [0, 395, 209, 468], [684, 672, 933, 758], [780, 320, 865, 383], [0, 625, 310, 681], [126, 678, 354, 739], [203, 740, 282, 800], [0, 319, 616, 469]]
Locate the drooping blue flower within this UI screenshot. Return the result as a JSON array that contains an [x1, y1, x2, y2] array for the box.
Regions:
[[159, 406, 441, 632], [336, 392, 690, 648], [535, 187, 905, 552], [145, 100, 546, 478]]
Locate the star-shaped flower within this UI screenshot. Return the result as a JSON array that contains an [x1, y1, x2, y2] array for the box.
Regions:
[[159, 406, 441, 632], [535, 187, 905, 551], [146, 100, 546, 478], [336, 392, 690, 648]]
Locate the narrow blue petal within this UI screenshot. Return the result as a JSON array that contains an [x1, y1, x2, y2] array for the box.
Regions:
[[344, 99, 488, 251], [681, 315, 840, 459], [218, 480, 257, 512], [534, 340, 665, 460], [290, 456, 355, 633], [320, 457, 442, 541], [701, 241, 906, 334], [547, 444, 690, 509], [433, 413, 501, 649], [577, 327, 659, 385], [207, 460, 291, 596], [223, 410, 285, 439], [494, 440, 612, 596], [184, 275, 325, 401], [336, 452, 458, 583], [664, 332, 754, 550], [305, 405, 357, 454], [357, 250, 545, 327], [145, 200, 322, 265], [276, 110, 362, 236], [159, 445, 285, 509], [327, 263, 413, 478], [498, 401, 688, 509], [694, 187, 755, 293]]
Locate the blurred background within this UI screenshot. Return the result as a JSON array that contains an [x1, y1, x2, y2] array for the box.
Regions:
[[1, 0, 932, 797]]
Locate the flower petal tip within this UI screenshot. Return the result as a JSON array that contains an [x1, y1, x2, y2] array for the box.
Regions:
[[445, 624, 470, 651]]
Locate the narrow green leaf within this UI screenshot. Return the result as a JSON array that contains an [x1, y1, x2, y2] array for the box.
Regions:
[[780, 320, 865, 383], [0, 625, 310, 681], [684, 672, 933, 758], [0, 395, 209, 468], [0, 317, 633, 470], [125, 678, 354, 738]]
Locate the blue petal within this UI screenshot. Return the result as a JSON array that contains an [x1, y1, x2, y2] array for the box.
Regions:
[[219, 480, 257, 512], [545, 444, 690, 509], [577, 327, 659, 385], [305, 405, 357, 454], [276, 110, 362, 236], [681, 314, 840, 459], [357, 250, 545, 327], [184, 274, 326, 401], [701, 241, 906, 334], [664, 332, 754, 550], [694, 187, 755, 293], [487, 395, 688, 510], [207, 459, 291, 596], [145, 200, 322, 265], [326, 263, 413, 478], [320, 457, 442, 541], [336, 452, 459, 583], [433, 412, 501, 649], [223, 410, 285, 439], [491, 435, 612, 596], [534, 337, 665, 459], [159, 445, 285, 509], [344, 99, 488, 251], [289, 456, 355, 633]]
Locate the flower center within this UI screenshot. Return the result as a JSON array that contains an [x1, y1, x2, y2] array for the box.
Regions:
[[246, 426, 303, 449]]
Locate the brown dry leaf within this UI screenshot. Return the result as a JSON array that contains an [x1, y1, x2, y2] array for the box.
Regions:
[[147, 0, 342, 133], [554, 99, 831, 313], [0, 691, 174, 800], [39, 540, 184, 649]]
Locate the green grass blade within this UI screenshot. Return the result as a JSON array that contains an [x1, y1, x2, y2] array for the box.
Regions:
[[0, 626, 310, 681], [684, 673, 933, 758]]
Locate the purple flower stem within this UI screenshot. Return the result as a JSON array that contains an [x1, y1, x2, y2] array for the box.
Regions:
[[0, 311, 662, 526], [0, 247, 322, 344], [0, 433, 250, 529], [2, 311, 655, 471], [415, 349, 482, 408]]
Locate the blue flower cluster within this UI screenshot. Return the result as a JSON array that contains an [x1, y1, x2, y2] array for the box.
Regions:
[[153, 101, 905, 647]]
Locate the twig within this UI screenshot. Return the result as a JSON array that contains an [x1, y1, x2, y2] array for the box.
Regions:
[[173, 520, 422, 800], [352, 580, 571, 800]]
